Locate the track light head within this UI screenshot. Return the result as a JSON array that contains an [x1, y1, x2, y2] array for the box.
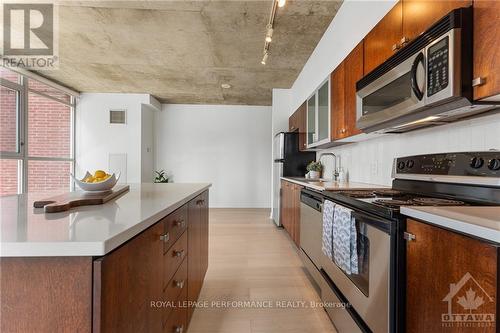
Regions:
[[277, 0, 286, 7]]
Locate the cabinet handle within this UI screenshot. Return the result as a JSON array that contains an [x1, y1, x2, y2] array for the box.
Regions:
[[196, 199, 205, 206], [290, 126, 295, 131], [472, 77, 486, 87], [174, 280, 185, 289], [403, 232, 416, 242], [160, 233, 170, 243], [340, 128, 346, 134], [174, 325, 184, 333], [173, 249, 185, 257], [400, 36, 410, 47], [392, 43, 400, 51], [174, 219, 186, 228]]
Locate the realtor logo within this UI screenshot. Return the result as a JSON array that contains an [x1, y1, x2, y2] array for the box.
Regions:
[[441, 272, 495, 328], [1, 2, 58, 69]]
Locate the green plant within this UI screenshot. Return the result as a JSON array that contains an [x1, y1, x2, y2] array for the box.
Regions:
[[306, 161, 323, 172], [154, 170, 169, 183]]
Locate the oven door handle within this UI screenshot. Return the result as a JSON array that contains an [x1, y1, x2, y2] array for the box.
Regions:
[[351, 211, 392, 234], [411, 52, 425, 101]]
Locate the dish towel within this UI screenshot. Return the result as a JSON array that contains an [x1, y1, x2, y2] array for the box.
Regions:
[[322, 200, 336, 260], [332, 205, 359, 275]]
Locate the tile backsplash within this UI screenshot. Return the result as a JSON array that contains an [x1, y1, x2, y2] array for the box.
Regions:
[[319, 112, 500, 186]]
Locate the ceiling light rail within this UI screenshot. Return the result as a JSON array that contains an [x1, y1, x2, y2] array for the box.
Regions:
[[261, 0, 286, 65]]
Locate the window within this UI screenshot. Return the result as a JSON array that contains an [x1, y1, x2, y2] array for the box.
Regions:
[[0, 67, 77, 195]]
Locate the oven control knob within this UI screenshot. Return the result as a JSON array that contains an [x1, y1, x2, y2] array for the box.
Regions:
[[487, 158, 500, 171], [406, 160, 415, 168], [397, 161, 406, 170], [470, 157, 484, 169]]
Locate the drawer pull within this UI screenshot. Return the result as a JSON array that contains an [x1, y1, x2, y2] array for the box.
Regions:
[[196, 199, 205, 206], [174, 280, 185, 289], [472, 77, 485, 87], [160, 233, 170, 243], [404, 232, 416, 242], [174, 325, 184, 333], [174, 219, 186, 228], [173, 249, 185, 258]]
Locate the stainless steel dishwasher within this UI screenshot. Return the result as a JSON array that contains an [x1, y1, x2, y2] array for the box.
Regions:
[[299, 190, 324, 286]]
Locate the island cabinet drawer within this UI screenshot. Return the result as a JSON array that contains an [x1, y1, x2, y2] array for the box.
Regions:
[[163, 288, 188, 333], [164, 231, 188, 284], [162, 205, 188, 253], [162, 257, 188, 321]]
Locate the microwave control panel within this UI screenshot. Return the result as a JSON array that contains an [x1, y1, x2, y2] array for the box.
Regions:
[[427, 36, 449, 97]]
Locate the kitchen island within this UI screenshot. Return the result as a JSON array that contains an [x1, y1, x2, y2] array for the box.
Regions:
[[0, 183, 211, 333]]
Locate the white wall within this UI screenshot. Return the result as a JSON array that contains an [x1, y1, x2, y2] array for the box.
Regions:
[[141, 104, 155, 182], [76, 93, 158, 183], [271, 0, 500, 187], [155, 104, 272, 208]]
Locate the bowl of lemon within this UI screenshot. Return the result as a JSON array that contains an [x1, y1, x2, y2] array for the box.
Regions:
[[71, 170, 120, 192]]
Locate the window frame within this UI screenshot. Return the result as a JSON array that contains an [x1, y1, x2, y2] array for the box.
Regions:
[[0, 69, 77, 194]]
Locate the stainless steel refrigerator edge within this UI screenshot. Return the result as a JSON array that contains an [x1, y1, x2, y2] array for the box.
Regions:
[[272, 132, 316, 226]]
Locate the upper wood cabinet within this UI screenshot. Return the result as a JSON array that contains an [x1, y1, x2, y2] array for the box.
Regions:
[[406, 219, 498, 333], [402, 0, 471, 41], [473, 0, 500, 100], [331, 41, 364, 140], [289, 102, 307, 151], [364, 0, 470, 75], [364, 2, 402, 75], [342, 41, 364, 139]]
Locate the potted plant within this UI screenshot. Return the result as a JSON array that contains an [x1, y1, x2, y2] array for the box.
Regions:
[[154, 170, 169, 183], [306, 161, 323, 179]]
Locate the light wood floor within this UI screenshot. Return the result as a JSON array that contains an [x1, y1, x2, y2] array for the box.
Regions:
[[187, 208, 337, 333]]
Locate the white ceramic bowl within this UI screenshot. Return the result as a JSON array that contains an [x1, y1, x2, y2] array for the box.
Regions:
[[71, 172, 120, 192]]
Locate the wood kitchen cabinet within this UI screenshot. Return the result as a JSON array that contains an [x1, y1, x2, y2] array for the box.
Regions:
[[289, 102, 307, 151], [473, 0, 500, 100], [280, 180, 302, 247], [406, 219, 498, 333], [364, 2, 402, 75], [402, 0, 471, 41], [187, 191, 209, 323], [93, 222, 164, 332], [331, 41, 363, 140], [364, 0, 470, 75]]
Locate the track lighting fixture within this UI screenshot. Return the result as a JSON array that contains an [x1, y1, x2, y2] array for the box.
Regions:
[[261, 52, 269, 65], [277, 0, 286, 7]]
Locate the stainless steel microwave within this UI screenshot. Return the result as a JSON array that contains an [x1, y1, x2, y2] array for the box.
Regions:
[[356, 7, 498, 134]]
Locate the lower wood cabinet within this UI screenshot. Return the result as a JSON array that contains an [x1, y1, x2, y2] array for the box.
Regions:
[[1, 190, 210, 333], [280, 180, 302, 247], [187, 191, 209, 322], [93, 191, 209, 332], [93, 222, 164, 332], [406, 219, 498, 333]]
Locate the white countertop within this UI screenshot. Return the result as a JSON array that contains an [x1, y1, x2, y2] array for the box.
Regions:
[[0, 183, 211, 257], [281, 177, 388, 191], [401, 206, 500, 244]]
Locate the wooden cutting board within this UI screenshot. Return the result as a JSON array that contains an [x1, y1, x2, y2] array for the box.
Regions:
[[33, 185, 130, 213]]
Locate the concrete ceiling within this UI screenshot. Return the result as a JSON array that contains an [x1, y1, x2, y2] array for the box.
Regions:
[[38, 1, 343, 105]]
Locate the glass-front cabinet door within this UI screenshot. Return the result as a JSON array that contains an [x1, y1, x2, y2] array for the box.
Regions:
[[317, 80, 330, 142], [307, 95, 316, 145], [306, 77, 330, 148]]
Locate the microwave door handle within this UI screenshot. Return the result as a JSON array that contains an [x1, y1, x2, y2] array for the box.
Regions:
[[411, 52, 425, 101]]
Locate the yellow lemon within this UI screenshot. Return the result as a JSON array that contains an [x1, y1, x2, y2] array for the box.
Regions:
[[94, 170, 106, 178]]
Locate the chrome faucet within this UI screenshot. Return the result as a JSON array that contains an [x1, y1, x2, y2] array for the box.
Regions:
[[318, 152, 340, 181]]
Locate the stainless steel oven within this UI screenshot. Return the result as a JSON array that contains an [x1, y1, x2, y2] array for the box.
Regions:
[[321, 204, 393, 333], [356, 7, 497, 134]]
